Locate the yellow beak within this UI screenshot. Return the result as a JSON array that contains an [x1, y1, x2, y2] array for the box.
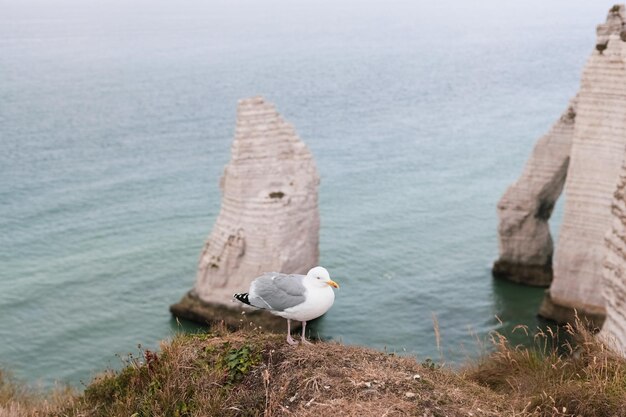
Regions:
[[328, 280, 339, 288]]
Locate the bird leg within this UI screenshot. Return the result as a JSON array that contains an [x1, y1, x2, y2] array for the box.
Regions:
[[286, 319, 298, 346], [301, 321, 313, 345]]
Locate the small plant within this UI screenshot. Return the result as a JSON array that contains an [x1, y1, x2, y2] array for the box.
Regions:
[[221, 343, 260, 384], [611, 4, 621, 14], [174, 400, 192, 417], [144, 348, 159, 374], [421, 358, 440, 370]]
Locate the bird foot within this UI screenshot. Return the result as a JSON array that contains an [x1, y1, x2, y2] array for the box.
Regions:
[[301, 338, 313, 346], [287, 336, 299, 346]]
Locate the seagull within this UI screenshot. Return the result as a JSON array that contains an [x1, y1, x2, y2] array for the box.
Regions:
[[234, 266, 339, 345]]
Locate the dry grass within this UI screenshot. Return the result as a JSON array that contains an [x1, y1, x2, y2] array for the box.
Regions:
[[5, 319, 626, 416], [0, 369, 76, 417], [258, 336, 508, 417], [60, 325, 510, 417], [465, 317, 626, 416], [0, 325, 510, 417]]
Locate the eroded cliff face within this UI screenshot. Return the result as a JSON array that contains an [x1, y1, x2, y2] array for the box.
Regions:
[[541, 6, 626, 324], [600, 7, 626, 342], [495, 5, 626, 326], [171, 97, 320, 328], [601, 168, 626, 352], [493, 101, 576, 286]]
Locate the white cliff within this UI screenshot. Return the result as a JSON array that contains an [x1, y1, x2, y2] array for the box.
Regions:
[[171, 97, 320, 328], [600, 5, 626, 344], [601, 168, 626, 351], [541, 5, 626, 325], [493, 100, 576, 286], [495, 5, 626, 327]]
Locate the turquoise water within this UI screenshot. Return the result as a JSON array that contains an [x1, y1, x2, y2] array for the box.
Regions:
[[0, 0, 605, 387]]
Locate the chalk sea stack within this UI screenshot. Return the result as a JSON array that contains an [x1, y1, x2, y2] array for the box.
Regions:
[[495, 5, 626, 327], [493, 100, 576, 287], [170, 97, 320, 330]]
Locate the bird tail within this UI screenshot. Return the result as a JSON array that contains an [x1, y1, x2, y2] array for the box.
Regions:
[[234, 292, 251, 306]]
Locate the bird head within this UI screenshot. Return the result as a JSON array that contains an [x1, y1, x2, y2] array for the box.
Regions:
[[306, 266, 339, 289]]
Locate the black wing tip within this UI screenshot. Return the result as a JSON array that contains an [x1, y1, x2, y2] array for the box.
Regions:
[[234, 292, 251, 305]]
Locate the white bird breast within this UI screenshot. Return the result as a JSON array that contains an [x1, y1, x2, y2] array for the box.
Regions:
[[278, 286, 335, 322]]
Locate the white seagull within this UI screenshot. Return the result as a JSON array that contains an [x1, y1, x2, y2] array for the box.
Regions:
[[234, 266, 339, 345]]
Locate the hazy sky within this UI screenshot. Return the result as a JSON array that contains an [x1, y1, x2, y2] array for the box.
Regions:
[[1, 0, 608, 38]]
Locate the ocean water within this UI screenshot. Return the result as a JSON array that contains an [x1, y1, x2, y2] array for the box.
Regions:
[[0, 0, 607, 387]]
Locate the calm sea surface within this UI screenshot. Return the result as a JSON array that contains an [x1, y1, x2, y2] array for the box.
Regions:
[[0, 0, 607, 387]]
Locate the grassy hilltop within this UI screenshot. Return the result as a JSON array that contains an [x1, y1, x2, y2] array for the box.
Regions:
[[2, 322, 626, 417]]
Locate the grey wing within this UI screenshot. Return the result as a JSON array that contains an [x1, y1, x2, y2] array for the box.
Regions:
[[249, 273, 306, 311]]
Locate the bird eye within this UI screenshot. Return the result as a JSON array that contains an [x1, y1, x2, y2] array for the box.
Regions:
[[317, 277, 321, 280]]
